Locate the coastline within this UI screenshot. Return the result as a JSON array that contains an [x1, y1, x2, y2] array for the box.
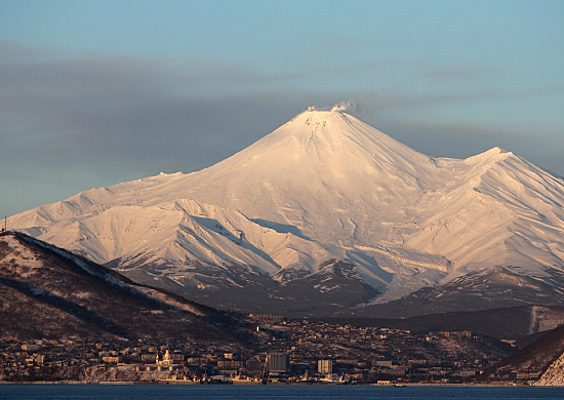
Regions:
[[1, 381, 561, 387]]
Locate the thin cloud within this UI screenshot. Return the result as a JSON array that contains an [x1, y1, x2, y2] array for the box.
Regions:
[[419, 66, 501, 83], [1, 40, 562, 215], [361, 86, 564, 110]]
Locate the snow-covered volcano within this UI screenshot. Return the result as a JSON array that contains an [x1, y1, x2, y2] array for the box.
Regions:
[[8, 108, 564, 315]]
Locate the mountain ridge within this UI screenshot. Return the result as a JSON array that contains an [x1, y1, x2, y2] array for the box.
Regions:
[[7, 108, 564, 315]]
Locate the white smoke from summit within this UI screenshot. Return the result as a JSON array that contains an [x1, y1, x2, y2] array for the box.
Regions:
[[331, 100, 358, 113]]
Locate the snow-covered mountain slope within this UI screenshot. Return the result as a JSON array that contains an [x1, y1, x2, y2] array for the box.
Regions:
[[407, 148, 563, 273], [7, 108, 564, 313], [8, 195, 448, 305], [537, 349, 564, 386]]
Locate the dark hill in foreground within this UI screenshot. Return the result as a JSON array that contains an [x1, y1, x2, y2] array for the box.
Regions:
[[0, 231, 252, 344], [490, 324, 564, 383]]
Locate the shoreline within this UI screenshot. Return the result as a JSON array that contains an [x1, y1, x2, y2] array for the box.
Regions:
[[1, 381, 561, 387]]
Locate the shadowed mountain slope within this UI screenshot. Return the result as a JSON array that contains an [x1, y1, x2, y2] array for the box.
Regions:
[[0, 231, 251, 343], [493, 325, 564, 383]]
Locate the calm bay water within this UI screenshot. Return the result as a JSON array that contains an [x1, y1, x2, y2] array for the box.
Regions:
[[1, 385, 563, 400]]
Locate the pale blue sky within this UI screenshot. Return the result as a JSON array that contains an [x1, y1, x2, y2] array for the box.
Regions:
[[1, 0, 563, 215]]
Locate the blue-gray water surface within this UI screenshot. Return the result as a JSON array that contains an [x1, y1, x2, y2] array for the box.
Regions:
[[1, 385, 564, 400]]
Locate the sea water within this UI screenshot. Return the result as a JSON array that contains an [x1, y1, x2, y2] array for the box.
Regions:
[[1, 384, 563, 400]]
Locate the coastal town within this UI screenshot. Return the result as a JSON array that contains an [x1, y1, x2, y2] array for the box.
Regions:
[[1, 314, 532, 385]]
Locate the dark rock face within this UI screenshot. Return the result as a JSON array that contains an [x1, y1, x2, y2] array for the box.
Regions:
[[0, 232, 251, 343], [126, 260, 564, 319], [123, 259, 380, 317]]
